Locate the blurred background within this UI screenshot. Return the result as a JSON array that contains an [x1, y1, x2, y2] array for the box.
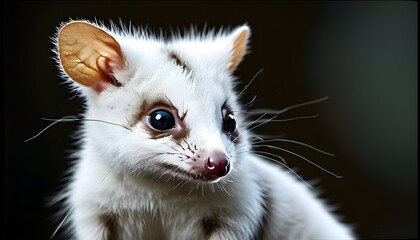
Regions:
[[2, 1, 417, 239]]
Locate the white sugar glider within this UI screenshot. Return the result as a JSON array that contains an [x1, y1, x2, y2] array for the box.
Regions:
[[51, 19, 355, 240]]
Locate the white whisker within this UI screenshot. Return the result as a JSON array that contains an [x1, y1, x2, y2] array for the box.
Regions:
[[247, 112, 268, 128], [25, 116, 78, 142], [254, 139, 335, 157], [255, 145, 342, 178], [187, 185, 196, 196], [252, 150, 287, 164], [50, 209, 72, 239], [252, 114, 319, 123], [25, 115, 132, 142], [237, 68, 264, 97], [241, 95, 260, 109], [173, 179, 188, 191], [210, 183, 215, 192], [246, 97, 329, 115], [247, 114, 278, 132]]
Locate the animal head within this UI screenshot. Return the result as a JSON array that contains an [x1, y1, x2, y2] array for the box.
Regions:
[[54, 20, 251, 183]]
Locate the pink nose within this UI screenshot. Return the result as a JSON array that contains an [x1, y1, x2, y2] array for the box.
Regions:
[[205, 152, 230, 178]]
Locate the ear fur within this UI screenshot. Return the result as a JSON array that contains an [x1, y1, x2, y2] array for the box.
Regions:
[[228, 26, 250, 72], [57, 21, 125, 92]]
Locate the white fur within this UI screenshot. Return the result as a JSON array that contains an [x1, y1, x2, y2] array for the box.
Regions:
[[53, 20, 355, 239]]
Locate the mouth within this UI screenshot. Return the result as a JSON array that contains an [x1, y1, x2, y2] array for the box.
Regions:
[[160, 163, 220, 183]]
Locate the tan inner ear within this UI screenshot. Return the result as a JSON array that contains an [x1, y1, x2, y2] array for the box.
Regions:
[[228, 29, 249, 73], [58, 22, 124, 89]]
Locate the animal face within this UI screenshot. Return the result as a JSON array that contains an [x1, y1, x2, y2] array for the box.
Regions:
[[56, 21, 251, 183]]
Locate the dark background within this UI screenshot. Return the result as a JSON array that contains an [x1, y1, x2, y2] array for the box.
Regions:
[[2, 1, 417, 239]]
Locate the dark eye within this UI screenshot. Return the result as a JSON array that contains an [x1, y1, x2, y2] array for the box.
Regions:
[[148, 110, 175, 131], [223, 113, 236, 133]]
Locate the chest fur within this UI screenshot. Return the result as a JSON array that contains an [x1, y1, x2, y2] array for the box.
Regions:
[[102, 205, 207, 240], [68, 153, 265, 240]]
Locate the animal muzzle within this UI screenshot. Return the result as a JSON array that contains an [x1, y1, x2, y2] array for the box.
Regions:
[[204, 151, 230, 179]]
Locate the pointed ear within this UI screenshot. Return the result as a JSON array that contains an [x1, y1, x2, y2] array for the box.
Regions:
[[58, 21, 125, 92], [228, 26, 250, 73]]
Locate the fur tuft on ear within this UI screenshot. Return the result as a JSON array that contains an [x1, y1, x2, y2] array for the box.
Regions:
[[57, 21, 125, 92], [228, 26, 250, 73]]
